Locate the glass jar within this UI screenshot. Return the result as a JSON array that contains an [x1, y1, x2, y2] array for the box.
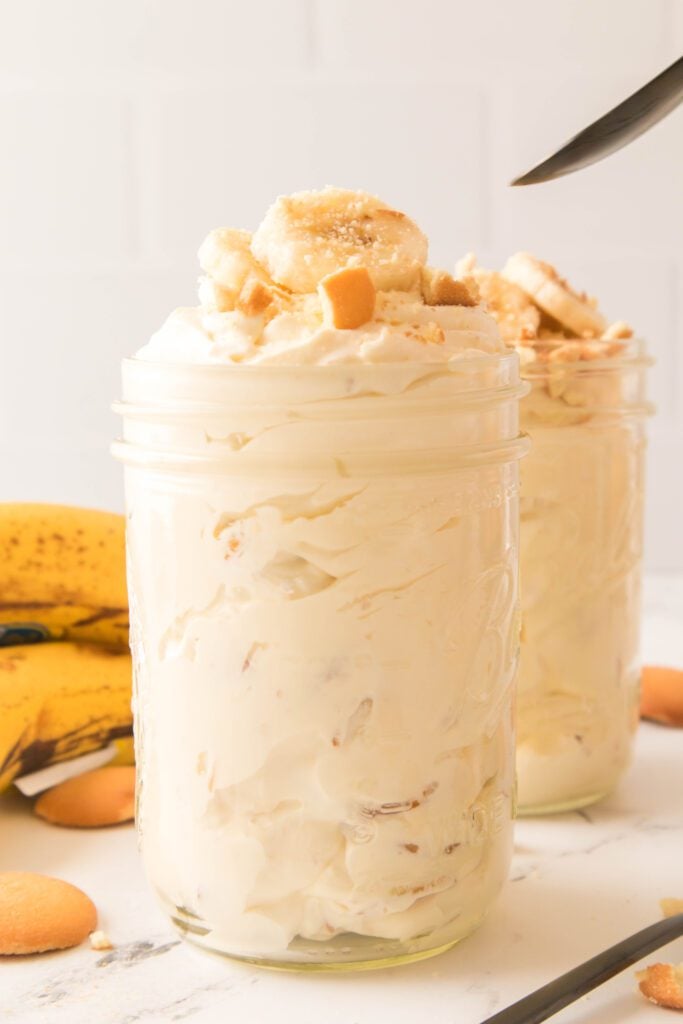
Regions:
[[516, 339, 653, 814], [113, 353, 528, 970]]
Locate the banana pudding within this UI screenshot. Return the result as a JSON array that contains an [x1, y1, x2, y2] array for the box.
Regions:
[[141, 190, 503, 367], [457, 253, 651, 813], [116, 189, 528, 968]]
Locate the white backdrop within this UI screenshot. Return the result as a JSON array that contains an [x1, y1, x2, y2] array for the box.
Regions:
[[0, 0, 681, 567]]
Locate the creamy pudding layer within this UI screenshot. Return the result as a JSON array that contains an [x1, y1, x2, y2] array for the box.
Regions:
[[123, 361, 523, 955]]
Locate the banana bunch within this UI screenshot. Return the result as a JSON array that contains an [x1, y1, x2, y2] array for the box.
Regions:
[[0, 504, 133, 789]]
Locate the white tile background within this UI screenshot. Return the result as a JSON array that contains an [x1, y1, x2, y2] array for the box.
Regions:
[[0, 0, 681, 567]]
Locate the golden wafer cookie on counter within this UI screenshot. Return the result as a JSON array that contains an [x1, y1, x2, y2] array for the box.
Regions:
[[640, 666, 683, 726], [0, 871, 97, 954], [637, 963, 683, 1010], [34, 765, 136, 828]]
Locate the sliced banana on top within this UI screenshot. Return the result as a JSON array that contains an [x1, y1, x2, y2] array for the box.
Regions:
[[251, 188, 428, 294], [502, 252, 606, 338]]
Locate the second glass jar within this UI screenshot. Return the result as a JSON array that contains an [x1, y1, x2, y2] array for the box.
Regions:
[[516, 338, 652, 814]]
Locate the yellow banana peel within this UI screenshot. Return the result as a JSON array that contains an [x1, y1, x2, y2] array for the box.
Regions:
[[110, 735, 136, 766], [0, 641, 133, 790]]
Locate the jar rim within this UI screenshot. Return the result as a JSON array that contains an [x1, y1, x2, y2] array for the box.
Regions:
[[514, 336, 653, 375], [116, 350, 529, 419], [114, 351, 529, 473]]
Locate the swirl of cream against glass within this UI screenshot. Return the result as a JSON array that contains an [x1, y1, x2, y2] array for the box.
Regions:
[[456, 253, 651, 812], [118, 189, 527, 961]]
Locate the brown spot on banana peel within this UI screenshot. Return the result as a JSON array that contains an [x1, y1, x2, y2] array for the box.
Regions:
[[0, 728, 31, 778], [2, 723, 134, 781], [0, 604, 129, 645], [0, 602, 62, 611], [75, 643, 130, 657], [71, 608, 128, 629], [17, 725, 133, 776], [0, 602, 126, 620]]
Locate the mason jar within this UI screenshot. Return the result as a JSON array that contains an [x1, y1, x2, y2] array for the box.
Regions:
[[516, 338, 653, 814], [113, 353, 528, 970]]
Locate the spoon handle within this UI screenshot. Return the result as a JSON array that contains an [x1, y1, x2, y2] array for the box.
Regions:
[[511, 56, 683, 185], [480, 913, 683, 1024]]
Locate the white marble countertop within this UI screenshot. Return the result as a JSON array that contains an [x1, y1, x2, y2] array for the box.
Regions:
[[2, 574, 682, 1024]]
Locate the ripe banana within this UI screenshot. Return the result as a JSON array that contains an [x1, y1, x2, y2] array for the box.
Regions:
[[502, 252, 607, 338], [0, 642, 132, 790], [0, 504, 128, 648], [251, 188, 428, 293]]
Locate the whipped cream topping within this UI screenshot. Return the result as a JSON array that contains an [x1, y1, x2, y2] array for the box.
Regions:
[[137, 292, 504, 365]]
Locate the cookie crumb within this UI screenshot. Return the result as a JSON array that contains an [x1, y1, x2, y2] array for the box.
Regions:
[[421, 267, 478, 307], [319, 266, 376, 329], [90, 930, 114, 951], [660, 897, 683, 918], [236, 279, 276, 317], [637, 962, 683, 1009]]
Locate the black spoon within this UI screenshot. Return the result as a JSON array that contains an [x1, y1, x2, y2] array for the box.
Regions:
[[511, 56, 683, 186], [480, 912, 683, 1024]]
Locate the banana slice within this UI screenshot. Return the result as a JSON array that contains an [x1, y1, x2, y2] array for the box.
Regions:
[[455, 254, 540, 342], [420, 267, 478, 307], [251, 188, 428, 293], [198, 228, 272, 309], [502, 252, 606, 338]]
